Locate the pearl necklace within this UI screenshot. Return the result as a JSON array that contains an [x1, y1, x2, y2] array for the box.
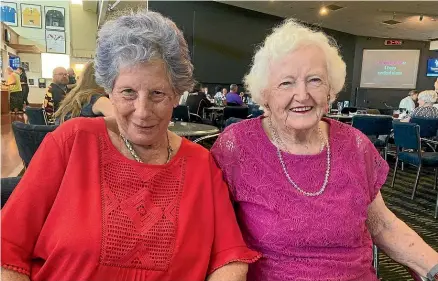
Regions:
[[120, 133, 173, 164], [268, 118, 331, 197]]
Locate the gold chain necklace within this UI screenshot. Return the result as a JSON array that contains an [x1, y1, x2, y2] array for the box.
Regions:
[[120, 133, 173, 164]]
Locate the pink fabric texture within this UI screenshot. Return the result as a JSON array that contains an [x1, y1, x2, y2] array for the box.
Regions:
[[211, 117, 389, 281]]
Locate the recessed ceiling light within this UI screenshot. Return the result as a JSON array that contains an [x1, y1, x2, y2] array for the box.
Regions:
[[319, 7, 328, 16], [382, 19, 402, 25], [326, 4, 344, 11]]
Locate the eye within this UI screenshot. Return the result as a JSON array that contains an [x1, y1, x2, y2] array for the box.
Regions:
[[150, 90, 167, 102], [308, 77, 323, 87], [279, 81, 293, 87], [121, 88, 137, 99]]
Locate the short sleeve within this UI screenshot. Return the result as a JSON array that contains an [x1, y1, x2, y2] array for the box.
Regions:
[[1, 134, 66, 276], [80, 93, 106, 117], [211, 126, 240, 200], [207, 155, 261, 274], [359, 132, 389, 204]]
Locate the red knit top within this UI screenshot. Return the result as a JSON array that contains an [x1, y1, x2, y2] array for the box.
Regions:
[[1, 118, 260, 281]]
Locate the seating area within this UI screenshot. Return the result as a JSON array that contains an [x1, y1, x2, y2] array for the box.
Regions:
[[1, 1, 438, 281]]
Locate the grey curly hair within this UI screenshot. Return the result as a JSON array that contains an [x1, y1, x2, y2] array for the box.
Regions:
[[94, 10, 195, 95]]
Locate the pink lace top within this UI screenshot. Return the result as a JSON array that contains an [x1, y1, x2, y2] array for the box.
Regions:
[[211, 117, 389, 281]]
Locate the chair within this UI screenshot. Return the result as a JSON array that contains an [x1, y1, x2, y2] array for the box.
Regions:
[[391, 121, 438, 218], [1, 177, 21, 209], [340, 107, 357, 115], [225, 117, 244, 128], [25, 107, 48, 125], [352, 115, 393, 160], [410, 117, 438, 138], [219, 107, 249, 129], [172, 105, 190, 122], [248, 104, 264, 118], [12, 122, 58, 168]]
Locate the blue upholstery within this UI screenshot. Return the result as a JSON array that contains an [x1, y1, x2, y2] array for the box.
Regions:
[[392, 121, 420, 150], [1, 177, 21, 208], [409, 117, 438, 138], [352, 115, 393, 136], [248, 104, 264, 118], [25, 107, 47, 125], [225, 117, 244, 127], [398, 152, 438, 167], [12, 121, 58, 168]]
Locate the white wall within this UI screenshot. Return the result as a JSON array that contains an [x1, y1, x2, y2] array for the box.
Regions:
[[7, 0, 71, 104]]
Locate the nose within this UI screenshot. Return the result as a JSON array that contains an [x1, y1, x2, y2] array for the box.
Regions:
[[134, 94, 154, 120], [293, 80, 310, 102]]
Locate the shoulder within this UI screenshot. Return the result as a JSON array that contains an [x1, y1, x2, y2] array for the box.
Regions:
[[51, 117, 106, 145]]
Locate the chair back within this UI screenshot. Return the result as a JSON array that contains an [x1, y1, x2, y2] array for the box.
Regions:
[[225, 117, 244, 127], [352, 115, 393, 136], [12, 121, 58, 168], [340, 107, 357, 115], [392, 121, 420, 150], [172, 105, 190, 122], [223, 106, 249, 120], [25, 107, 48, 125], [409, 117, 438, 138], [248, 104, 264, 118], [1, 177, 21, 209]]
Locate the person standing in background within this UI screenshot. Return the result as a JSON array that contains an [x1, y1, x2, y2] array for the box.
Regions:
[[399, 90, 418, 113], [67, 67, 77, 90], [5, 67, 23, 114], [16, 67, 29, 107]]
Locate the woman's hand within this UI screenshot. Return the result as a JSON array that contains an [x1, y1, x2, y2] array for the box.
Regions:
[[206, 262, 248, 281], [367, 192, 438, 277]]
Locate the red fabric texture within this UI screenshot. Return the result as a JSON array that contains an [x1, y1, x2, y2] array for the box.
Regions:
[[1, 117, 260, 281]]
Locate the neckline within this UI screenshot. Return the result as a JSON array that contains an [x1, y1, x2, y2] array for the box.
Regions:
[[257, 116, 335, 159], [99, 118, 187, 168]]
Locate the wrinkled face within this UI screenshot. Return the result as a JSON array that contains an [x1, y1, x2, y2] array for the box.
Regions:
[[264, 45, 331, 131], [110, 60, 179, 146], [418, 98, 425, 107], [53, 68, 69, 85]]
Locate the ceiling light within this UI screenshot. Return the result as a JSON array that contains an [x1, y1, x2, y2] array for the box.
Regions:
[[319, 7, 328, 16]]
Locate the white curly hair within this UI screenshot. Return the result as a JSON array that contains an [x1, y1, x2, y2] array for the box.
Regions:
[[418, 90, 438, 104], [244, 19, 346, 106]]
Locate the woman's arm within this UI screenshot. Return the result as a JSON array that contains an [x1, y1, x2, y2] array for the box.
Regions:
[[206, 262, 248, 281], [92, 96, 114, 117], [1, 268, 30, 281], [367, 192, 438, 276]]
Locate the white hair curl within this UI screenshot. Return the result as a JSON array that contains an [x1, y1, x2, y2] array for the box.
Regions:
[[244, 19, 346, 106]]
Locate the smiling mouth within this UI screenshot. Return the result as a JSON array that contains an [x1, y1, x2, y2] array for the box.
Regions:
[[290, 106, 313, 113], [133, 124, 156, 129]]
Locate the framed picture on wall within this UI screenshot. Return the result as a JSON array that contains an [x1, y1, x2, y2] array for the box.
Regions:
[[44, 6, 65, 31], [46, 30, 66, 54], [20, 3, 42, 29], [1, 2, 18, 26]]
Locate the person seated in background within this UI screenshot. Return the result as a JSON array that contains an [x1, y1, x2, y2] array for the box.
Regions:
[[225, 84, 243, 106], [410, 90, 438, 119], [186, 83, 213, 116], [399, 90, 418, 113], [214, 87, 226, 102], [67, 67, 77, 90], [54, 61, 113, 124], [211, 19, 438, 281], [43, 67, 70, 124], [1, 10, 259, 281]]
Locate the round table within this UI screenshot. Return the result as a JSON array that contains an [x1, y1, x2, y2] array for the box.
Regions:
[[169, 122, 219, 137]]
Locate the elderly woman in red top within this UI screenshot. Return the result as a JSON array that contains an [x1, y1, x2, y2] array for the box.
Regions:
[[1, 10, 259, 281]]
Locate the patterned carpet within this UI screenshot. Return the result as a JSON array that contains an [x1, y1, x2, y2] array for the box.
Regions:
[[378, 163, 438, 281]]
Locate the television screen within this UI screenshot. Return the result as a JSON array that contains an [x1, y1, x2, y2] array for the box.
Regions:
[[9, 56, 20, 70], [426, 58, 438, 77], [360, 49, 420, 89]]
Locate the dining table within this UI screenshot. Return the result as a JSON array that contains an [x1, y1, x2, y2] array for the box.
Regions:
[[168, 121, 219, 137]]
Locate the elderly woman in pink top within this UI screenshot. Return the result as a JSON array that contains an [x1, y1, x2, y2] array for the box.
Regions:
[[211, 20, 438, 281]]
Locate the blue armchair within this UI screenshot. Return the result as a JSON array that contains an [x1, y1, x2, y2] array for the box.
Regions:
[[391, 121, 438, 218]]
